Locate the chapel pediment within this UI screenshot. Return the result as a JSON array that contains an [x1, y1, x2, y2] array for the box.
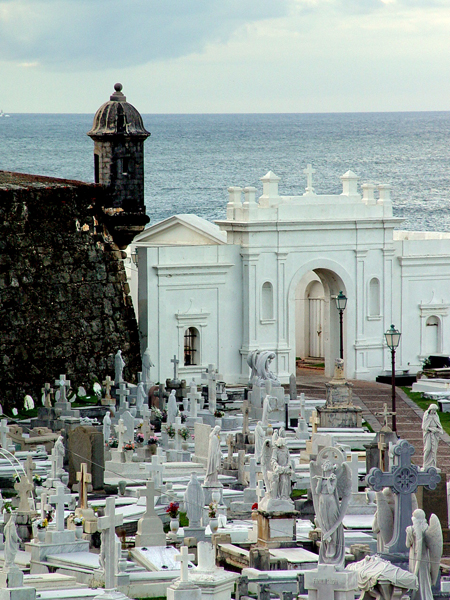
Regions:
[[134, 214, 227, 246]]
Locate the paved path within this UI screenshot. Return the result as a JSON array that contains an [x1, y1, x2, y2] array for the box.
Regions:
[[295, 367, 450, 475]]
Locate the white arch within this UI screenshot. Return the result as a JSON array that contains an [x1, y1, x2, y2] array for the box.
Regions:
[[287, 258, 355, 377]]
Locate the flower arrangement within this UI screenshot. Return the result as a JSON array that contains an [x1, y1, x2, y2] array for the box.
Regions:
[[33, 474, 42, 485], [214, 410, 224, 418], [108, 438, 119, 449], [251, 503, 258, 511], [148, 436, 159, 445], [165, 424, 176, 439], [123, 443, 135, 451], [208, 502, 217, 519], [178, 427, 191, 441], [151, 408, 162, 420], [3, 502, 12, 514], [73, 516, 84, 526], [136, 433, 144, 444], [35, 518, 48, 530], [166, 502, 180, 519], [180, 412, 187, 423]]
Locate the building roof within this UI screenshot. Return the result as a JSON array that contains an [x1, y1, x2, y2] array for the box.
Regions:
[[134, 214, 227, 246]]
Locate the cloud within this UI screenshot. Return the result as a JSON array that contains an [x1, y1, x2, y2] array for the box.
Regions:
[[0, 0, 292, 71]]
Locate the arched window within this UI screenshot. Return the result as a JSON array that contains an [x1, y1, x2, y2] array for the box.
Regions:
[[425, 316, 440, 355], [184, 327, 200, 365], [261, 282, 274, 320], [369, 278, 381, 317]]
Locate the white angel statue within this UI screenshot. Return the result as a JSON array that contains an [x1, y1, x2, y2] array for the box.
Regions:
[[259, 430, 294, 512], [406, 509, 443, 600], [310, 446, 352, 570]]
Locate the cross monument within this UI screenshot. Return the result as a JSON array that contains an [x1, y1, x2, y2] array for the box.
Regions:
[[304, 163, 316, 194], [175, 546, 195, 583], [97, 496, 124, 590]]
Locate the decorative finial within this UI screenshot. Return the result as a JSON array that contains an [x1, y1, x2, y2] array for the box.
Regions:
[[110, 83, 126, 102]]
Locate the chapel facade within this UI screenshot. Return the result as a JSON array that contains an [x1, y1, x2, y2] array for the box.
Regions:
[[132, 167, 450, 384]]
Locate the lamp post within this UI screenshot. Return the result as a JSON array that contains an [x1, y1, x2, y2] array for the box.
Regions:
[[335, 291, 347, 360], [385, 324, 401, 433]]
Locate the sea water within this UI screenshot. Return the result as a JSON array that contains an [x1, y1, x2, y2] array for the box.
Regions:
[[1, 112, 450, 230]]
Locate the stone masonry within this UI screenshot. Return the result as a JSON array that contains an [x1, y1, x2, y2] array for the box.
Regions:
[[0, 171, 141, 408]]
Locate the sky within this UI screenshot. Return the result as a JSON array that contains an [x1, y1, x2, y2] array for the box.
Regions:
[[2, 0, 450, 113]]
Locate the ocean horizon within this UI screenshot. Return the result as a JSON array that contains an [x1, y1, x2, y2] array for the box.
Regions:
[[2, 110, 450, 231]]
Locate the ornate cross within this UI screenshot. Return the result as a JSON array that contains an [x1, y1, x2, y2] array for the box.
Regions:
[[366, 439, 441, 554], [304, 163, 316, 194], [54, 374, 71, 402], [175, 545, 195, 583], [103, 376, 113, 400], [97, 496, 124, 590], [376, 402, 395, 432], [171, 355, 179, 381], [14, 475, 33, 512], [76, 463, 92, 510]]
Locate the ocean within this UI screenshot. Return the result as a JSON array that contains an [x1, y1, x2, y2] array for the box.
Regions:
[[1, 112, 450, 231]]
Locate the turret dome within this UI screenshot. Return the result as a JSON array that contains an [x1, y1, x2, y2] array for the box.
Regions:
[[87, 83, 150, 139]]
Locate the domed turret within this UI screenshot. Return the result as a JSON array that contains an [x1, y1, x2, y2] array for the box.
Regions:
[[87, 83, 150, 248]]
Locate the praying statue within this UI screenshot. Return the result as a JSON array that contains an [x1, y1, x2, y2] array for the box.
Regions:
[[422, 404, 443, 469], [114, 350, 125, 385], [167, 390, 178, 425], [142, 348, 154, 384], [136, 382, 146, 413], [205, 426, 222, 486], [184, 473, 205, 528], [310, 446, 352, 570], [254, 421, 265, 464], [54, 435, 65, 476], [406, 509, 443, 600], [4, 512, 21, 568]]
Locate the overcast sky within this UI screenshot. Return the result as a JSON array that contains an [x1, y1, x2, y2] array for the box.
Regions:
[[2, 0, 450, 113]]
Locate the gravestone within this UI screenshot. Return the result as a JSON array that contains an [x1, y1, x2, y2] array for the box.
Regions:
[[68, 425, 104, 490], [194, 422, 211, 466], [135, 481, 166, 547]]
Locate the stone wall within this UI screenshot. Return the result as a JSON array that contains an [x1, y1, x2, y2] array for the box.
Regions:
[[0, 171, 141, 408]]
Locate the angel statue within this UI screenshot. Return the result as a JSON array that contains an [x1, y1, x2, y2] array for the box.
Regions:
[[406, 509, 443, 600], [310, 446, 352, 570], [259, 430, 294, 512], [247, 350, 280, 387]]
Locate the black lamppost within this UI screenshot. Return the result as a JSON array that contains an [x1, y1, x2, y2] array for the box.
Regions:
[[335, 291, 347, 360], [385, 324, 401, 433]]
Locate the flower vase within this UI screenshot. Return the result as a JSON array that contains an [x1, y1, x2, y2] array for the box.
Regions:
[[149, 444, 157, 456], [124, 450, 133, 463], [182, 441, 188, 451], [168, 439, 175, 450], [170, 518, 179, 535], [36, 529, 46, 543], [209, 518, 219, 534], [75, 526, 83, 539], [211, 489, 221, 504]]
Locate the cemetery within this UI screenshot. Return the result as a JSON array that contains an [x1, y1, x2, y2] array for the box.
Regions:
[[2, 85, 450, 600]]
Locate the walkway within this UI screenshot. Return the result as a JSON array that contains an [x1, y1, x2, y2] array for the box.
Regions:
[[295, 367, 450, 475]]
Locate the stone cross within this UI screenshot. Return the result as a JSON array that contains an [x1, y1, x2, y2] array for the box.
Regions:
[[242, 400, 250, 435], [76, 463, 92, 510], [376, 402, 395, 432], [103, 376, 113, 400], [54, 374, 71, 402], [146, 456, 164, 491], [310, 409, 320, 434], [175, 545, 195, 583], [49, 483, 72, 531], [116, 383, 130, 411], [25, 455, 36, 485], [97, 496, 124, 591], [115, 419, 126, 452], [14, 475, 33, 512], [41, 383, 53, 408], [40, 490, 48, 520], [138, 480, 157, 518], [350, 454, 359, 494], [141, 420, 152, 444], [202, 364, 219, 415], [187, 386, 201, 418], [366, 439, 441, 554], [304, 163, 316, 194], [248, 457, 257, 489], [0, 419, 9, 449], [171, 355, 179, 381]]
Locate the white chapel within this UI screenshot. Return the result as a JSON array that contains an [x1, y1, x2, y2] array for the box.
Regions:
[[129, 165, 450, 384]]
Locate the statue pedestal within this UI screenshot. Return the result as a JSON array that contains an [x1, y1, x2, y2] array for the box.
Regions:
[[256, 509, 297, 548], [304, 564, 357, 600], [317, 405, 362, 429]]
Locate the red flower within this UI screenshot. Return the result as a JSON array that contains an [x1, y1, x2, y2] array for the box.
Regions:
[[252, 503, 258, 510]]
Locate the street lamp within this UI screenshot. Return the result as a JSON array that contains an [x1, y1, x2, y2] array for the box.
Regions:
[[335, 291, 347, 360], [385, 324, 401, 433]]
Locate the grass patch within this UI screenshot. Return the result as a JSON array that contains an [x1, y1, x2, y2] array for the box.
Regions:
[[291, 489, 307, 499], [401, 387, 450, 436], [163, 511, 188, 533]]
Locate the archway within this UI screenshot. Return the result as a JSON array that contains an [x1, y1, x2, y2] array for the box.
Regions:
[[289, 261, 353, 378]]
